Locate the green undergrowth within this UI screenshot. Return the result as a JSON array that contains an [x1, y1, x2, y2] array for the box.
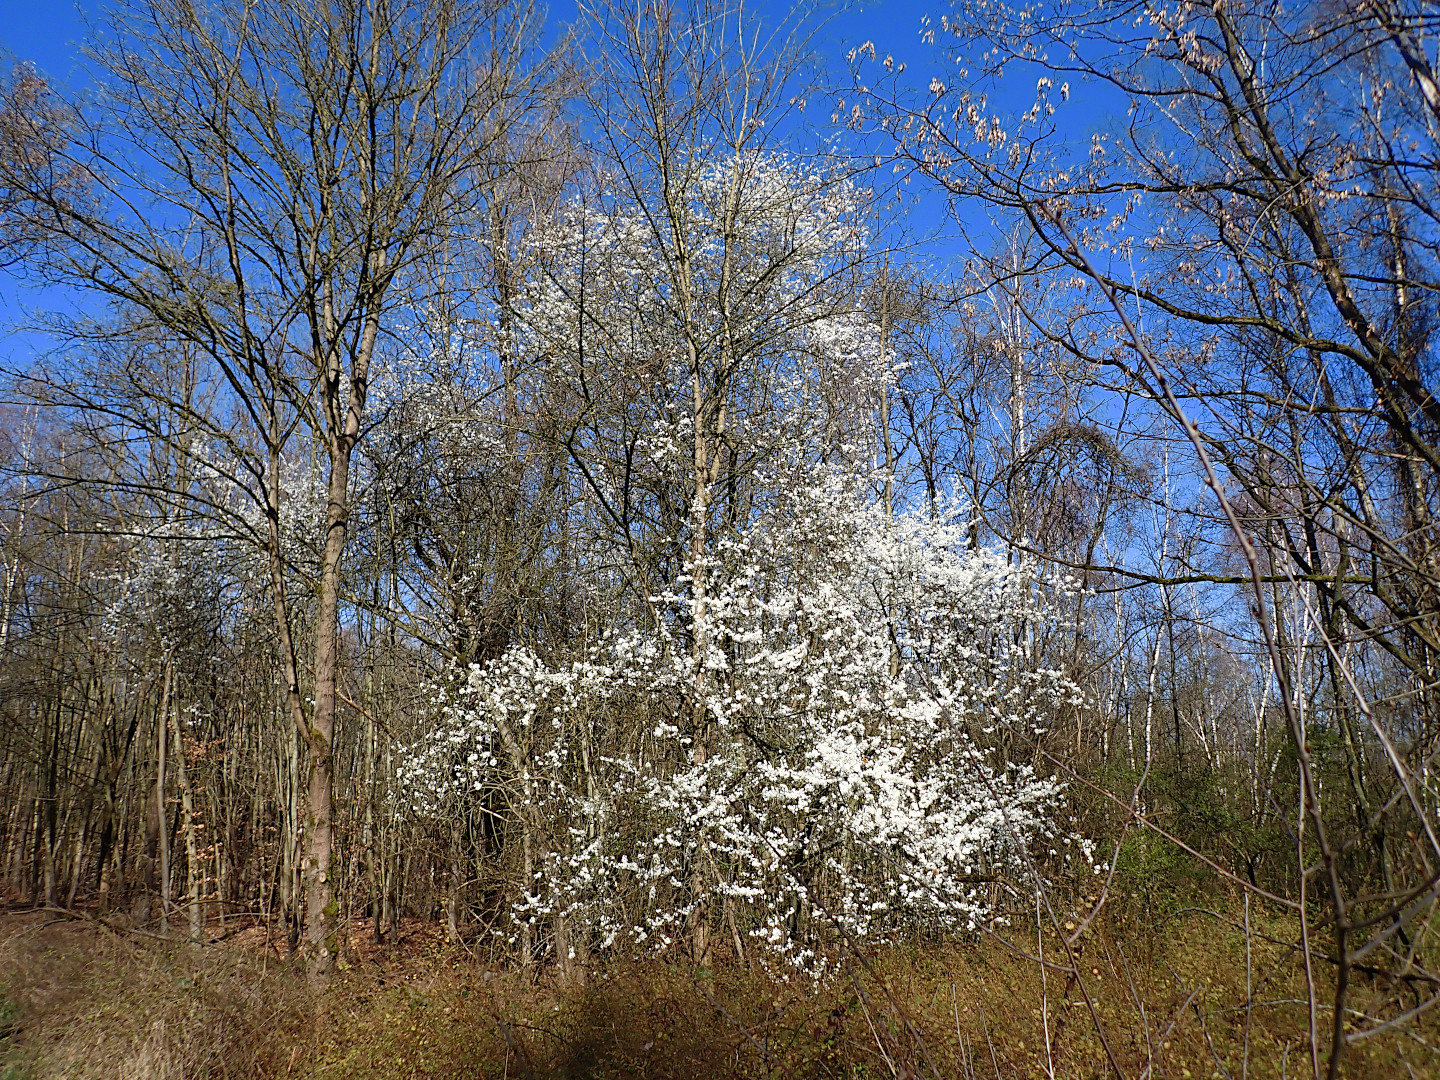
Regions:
[[0, 907, 1434, 1078]]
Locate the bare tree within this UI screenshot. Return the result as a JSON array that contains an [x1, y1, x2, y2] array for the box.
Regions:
[[857, 1, 1440, 1073], [1, 0, 549, 980]]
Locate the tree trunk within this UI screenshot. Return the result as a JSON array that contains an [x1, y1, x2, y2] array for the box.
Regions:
[[302, 420, 358, 980], [171, 699, 203, 941], [157, 661, 171, 936]]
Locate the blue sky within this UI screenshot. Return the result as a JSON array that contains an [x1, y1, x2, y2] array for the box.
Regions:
[[2, 0, 93, 84], [0, 0, 965, 314], [0, 0, 1112, 363], [1, 0, 949, 86]]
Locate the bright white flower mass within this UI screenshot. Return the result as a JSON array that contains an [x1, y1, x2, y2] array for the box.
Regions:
[[387, 150, 1093, 974], [397, 467, 1091, 972]]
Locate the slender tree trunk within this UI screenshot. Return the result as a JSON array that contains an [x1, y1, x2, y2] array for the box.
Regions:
[[304, 423, 357, 978], [171, 699, 203, 941], [446, 814, 462, 944], [157, 660, 171, 936]]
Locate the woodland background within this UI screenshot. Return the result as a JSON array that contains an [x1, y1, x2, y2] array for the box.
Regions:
[[2, 1, 1440, 1078]]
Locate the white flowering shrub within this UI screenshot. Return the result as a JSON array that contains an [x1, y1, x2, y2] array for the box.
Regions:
[[97, 525, 223, 661], [398, 468, 1091, 972], [517, 152, 882, 505]]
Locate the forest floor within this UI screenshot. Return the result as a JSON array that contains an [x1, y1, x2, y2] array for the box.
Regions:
[[0, 905, 1435, 1079]]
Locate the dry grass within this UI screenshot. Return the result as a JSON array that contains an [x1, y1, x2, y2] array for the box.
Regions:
[[0, 912, 306, 1080], [0, 907, 1435, 1078]]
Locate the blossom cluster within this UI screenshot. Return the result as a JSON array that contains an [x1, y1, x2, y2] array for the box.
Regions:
[[398, 470, 1093, 972]]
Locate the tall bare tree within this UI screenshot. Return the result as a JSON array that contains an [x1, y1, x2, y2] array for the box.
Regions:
[[1, 0, 549, 979], [856, 1, 1440, 1073]]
